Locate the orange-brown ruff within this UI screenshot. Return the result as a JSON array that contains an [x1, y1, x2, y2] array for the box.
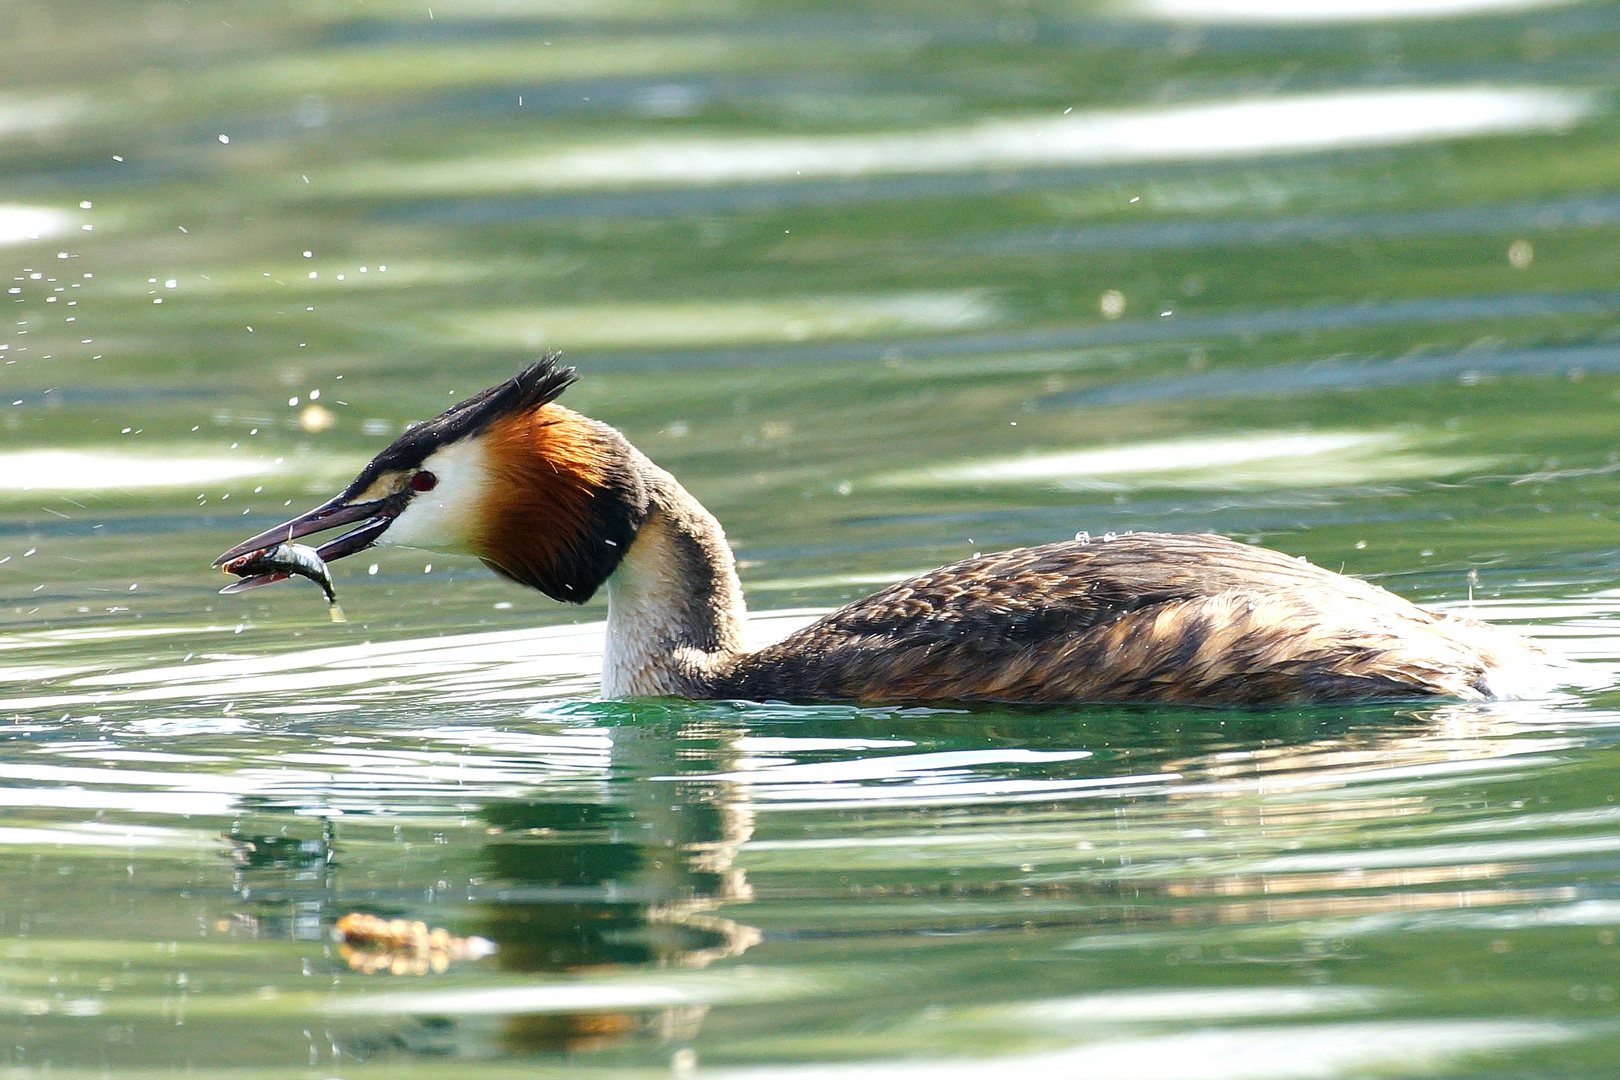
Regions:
[[215, 358, 1551, 707], [477, 406, 632, 603]]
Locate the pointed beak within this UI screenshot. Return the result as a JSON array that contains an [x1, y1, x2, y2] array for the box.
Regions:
[[212, 490, 408, 570]]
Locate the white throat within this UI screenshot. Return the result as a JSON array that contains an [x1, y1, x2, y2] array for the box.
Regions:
[[601, 496, 747, 698]]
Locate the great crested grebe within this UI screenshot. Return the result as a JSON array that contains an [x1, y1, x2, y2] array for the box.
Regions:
[[215, 357, 1552, 706]]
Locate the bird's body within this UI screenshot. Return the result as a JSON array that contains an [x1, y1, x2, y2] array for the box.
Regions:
[[714, 534, 1536, 705], [216, 358, 1554, 707]]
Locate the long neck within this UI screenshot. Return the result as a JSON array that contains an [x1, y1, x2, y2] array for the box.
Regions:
[[602, 473, 748, 697]]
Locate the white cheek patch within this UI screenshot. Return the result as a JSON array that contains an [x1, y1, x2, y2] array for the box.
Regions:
[[380, 438, 491, 555]]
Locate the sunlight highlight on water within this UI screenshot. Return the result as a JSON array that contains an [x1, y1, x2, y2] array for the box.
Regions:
[[0, 206, 74, 247], [439, 291, 999, 350], [1131, 0, 1582, 21], [0, 449, 283, 491], [881, 430, 1496, 491], [342, 86, 1595, 193]]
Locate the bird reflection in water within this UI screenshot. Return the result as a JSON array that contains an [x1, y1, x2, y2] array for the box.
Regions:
[[222, 718, 759, 1061], [481, 718, 759, 1054], [223, 824, 336, 945]]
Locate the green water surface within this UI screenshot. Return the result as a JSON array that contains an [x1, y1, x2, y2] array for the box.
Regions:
[[5, 1, 1620, 1076]]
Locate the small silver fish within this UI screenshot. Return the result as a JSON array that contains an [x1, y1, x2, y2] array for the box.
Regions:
[[220, 542, 346, 622]]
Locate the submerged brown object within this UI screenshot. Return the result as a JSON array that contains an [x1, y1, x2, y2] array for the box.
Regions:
[[212, 357, 1558, 707], [333, 912, 495, 976]]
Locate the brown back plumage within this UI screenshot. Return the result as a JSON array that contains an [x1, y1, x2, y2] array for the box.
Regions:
[[713, 532, 1541, 706]]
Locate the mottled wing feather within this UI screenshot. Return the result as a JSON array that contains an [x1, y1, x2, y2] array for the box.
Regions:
[[718, 533, 1539, 705]]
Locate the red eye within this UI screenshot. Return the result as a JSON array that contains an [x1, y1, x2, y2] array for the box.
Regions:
[[410, 470, 438, 492]]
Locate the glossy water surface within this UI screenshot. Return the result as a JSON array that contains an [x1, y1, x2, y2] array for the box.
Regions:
[[6, 1, 1620, 1076]]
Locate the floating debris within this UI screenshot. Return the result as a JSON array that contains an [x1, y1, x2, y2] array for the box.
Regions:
[[333, 912, 495, 976]]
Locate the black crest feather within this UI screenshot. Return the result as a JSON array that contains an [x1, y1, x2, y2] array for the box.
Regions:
[[347, 356, 577, 489]]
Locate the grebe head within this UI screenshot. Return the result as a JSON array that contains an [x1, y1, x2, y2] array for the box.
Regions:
[[213, 356, 650, 603]]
